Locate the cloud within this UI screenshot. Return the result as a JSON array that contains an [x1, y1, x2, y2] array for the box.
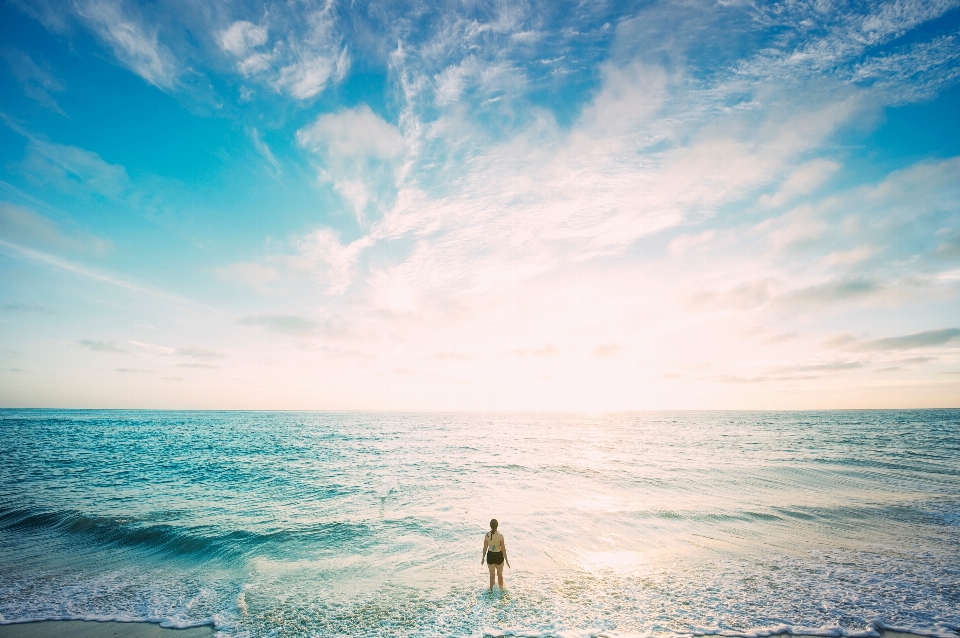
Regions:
[[176, 363, 217, 369], [219, 6, 348, 100], [251, 128, 281, 175], [73, 0, 178, 89], [298, 228, 373, 294], [775, 361, 863, 373], [514, 344, 560, 357], [759, 159, 841, 208], [852, 34, 960, 101], [778, 278, 880, 308], [20, 139, 130, 200], [218, 20, 268, 57], [432, 351, 473, 361], [392, 366, 431, 376], [216, 227, 372, 297], [822, 246, 879, 267], [0, 239, 199, 307], [935, 228, 960, 258], [79, 339, 126, 353], [670, 230, 715, 256], [2, 48, 66, 115], [238, 314, 316, 336], [215, 262, 283, 295], [2, 301, 57, 314], [177, 346, 226, 360], [591, 343, 623, 358], [297, 105, 404, 223], [0, 202, 112, 255], [855, 328, 960, 351], [691, 279, 781, 311]]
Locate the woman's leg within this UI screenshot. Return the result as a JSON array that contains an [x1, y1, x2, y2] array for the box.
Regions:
[[487, 562, 496, 590], [496, 562, 504, 588]]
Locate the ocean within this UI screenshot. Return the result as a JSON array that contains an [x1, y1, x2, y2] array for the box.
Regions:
[[0, 410, 958, 638]]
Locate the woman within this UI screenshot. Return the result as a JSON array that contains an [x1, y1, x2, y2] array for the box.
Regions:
[[481, 518, 509, 590]]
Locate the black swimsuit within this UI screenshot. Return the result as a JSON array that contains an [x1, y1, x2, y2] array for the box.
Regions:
[[486, 532, 504, 564]]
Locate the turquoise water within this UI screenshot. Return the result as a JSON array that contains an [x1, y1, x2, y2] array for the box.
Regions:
[[0, 410, 958, 638]]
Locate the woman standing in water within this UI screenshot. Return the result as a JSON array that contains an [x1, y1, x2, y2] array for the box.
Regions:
[[481, 518, 509, 590]]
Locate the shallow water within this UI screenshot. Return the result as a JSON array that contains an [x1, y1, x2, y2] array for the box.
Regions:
[[1, 410, 958, 638]]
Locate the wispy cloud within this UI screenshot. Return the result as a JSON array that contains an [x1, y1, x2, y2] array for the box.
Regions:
[[0, 239, 199, 306], [238, 314, 316, 336], [514, 344, 560, 358], [2, 301, 57, 314], [297, 105, 404, 224], [251, 128, 281, 176], [19, 139, 130, 200], [2, 48, 66, 115], [177, 346, 226, 360], [217, 3, 348, 100], [856, 328, 960, 351], [591, 343, 623, 358], [73, 0, 178, 89], [80, 339, 126, 353], [0, 202, 111, 255]]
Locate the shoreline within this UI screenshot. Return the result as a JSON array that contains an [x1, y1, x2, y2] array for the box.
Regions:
[[0, 624, 948, 638], [0, 622, 213, 638]]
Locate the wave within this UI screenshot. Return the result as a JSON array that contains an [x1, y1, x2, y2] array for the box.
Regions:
[[0, 614, 215, 630], [0, 504, 374, 563]]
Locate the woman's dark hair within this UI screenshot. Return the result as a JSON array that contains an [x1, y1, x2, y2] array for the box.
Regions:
[[489, 519, 498, 537]]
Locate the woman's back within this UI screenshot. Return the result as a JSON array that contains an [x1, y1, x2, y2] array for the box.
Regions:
[[486, 531, 503, 552]]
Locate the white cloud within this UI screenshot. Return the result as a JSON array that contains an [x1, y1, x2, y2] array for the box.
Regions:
[[759, 159, 841, 208], [298, 105, 404, 161], [251, 128, 281, 176], [73, 0, 178, 89], [298, 228, 373, 294], [297, 105, 405, 223], [218, 20, 268, 57], [218, 4, 347, 100], [216, 227, 372, 297]]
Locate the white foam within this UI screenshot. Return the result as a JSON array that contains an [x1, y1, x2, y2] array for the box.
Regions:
[[467, 625, 958, 638], [0, 614, 214, 629]]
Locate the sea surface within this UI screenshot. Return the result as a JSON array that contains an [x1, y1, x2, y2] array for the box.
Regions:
[[1, 410, 958, 638]]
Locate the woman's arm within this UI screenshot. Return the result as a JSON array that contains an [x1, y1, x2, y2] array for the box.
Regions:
[[481, 536, 488, 564], [502, 537, 510, 568]]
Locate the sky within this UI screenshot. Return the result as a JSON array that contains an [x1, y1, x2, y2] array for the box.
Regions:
[[0, 0, 959, 410]]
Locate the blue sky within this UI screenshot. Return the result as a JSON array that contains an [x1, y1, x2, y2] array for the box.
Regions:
[[1, 0, 959, 409]]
